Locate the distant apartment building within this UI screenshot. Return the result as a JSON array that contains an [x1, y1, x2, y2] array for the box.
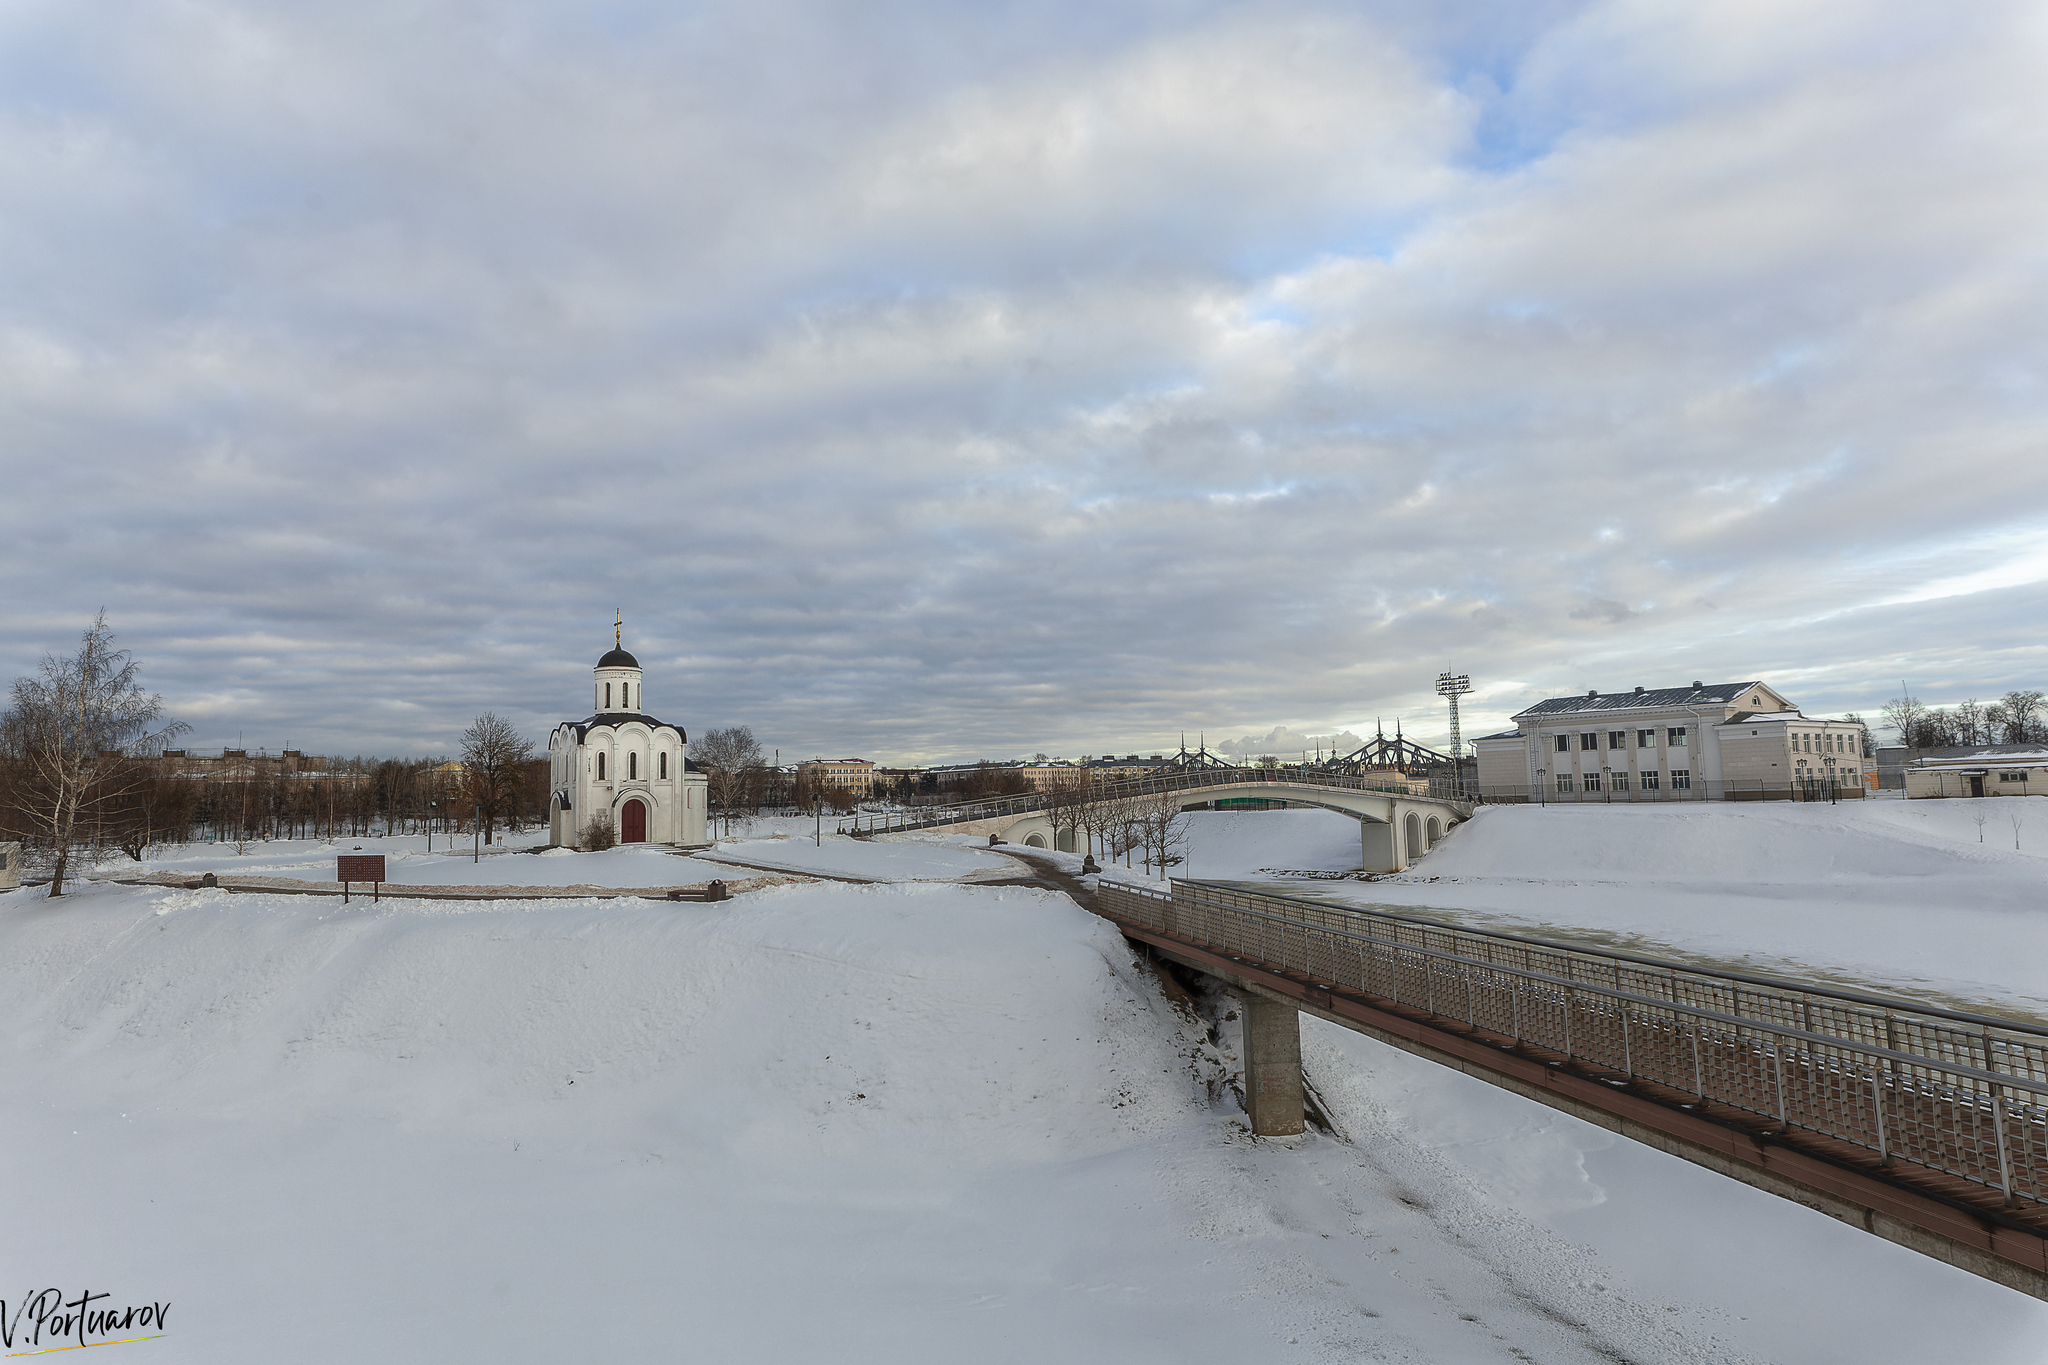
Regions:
[[1472, 681, 1872, 801], [157, 749, 335, 780], [797, 757, 876, 797], [1087, 754, 1175, 782]]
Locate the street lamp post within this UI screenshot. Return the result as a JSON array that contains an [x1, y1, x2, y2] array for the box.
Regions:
[[427, 801, 436, 853], [474, 803, 482, 863], [814, 795, 823, 847]]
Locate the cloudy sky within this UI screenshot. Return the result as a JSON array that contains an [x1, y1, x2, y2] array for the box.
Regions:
[[3, 0, 2045, 764]]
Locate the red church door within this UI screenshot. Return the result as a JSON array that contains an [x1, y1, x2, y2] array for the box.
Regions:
[[620, 799, 647, 844]]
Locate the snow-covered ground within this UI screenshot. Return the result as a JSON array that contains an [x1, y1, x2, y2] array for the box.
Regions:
[[1179, 800, 2048, 1018], [6, 808, 2048, 1361], [117, 833, 717, 887], [107, 825, 1014, 889], [700, 832, 1013, 881]]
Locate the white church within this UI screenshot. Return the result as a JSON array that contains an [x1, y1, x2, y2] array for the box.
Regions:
[[547, 625, 709, 848]]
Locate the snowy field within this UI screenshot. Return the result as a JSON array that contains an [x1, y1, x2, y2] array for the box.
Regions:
[[103, 825, 1012, 889], [117, 834, 719, 887], [1181, 800, 2048, 1019], [5, 810, 2048, 1361]]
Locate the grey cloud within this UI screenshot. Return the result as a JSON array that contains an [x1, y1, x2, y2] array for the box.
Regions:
[[1, 0, 2044, 765], [1569, 598, 1635, 623]]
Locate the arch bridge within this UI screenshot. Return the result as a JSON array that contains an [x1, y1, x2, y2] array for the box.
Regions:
[[843, 769, 1472, 873]]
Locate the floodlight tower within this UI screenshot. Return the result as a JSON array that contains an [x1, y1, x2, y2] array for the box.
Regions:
[[1436, 671, 1473, 783]]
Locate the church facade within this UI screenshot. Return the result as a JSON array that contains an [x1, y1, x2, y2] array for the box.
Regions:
[[547, 634, 709, 848]]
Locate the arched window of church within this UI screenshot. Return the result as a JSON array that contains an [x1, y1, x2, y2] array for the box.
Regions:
[[629, 752, 637, 780], [606, 683, 613, 709], [597, 753, 606, 780], [659, 752, 667, 779]]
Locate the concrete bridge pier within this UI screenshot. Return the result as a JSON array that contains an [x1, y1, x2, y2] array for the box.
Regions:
[[1240, 992, 1305, 1136], [1361, 819, 1402, 874]]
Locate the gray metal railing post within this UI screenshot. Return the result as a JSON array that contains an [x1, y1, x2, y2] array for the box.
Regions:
[[1773, 1036, 1789, 1131], [1872, 1068, 1891, 1168], [1993, 1084, 2018, 1206]]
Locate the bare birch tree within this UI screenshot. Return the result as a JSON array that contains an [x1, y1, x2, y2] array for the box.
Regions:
[[1, 614, 187, 896]]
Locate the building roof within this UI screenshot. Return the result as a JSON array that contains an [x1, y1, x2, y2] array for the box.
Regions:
[[1515, 683, 1764, 718], [559, 712, 686, 744], [1473, 729, 1523, 742], [596, 647, 641, 669], [1909, 747, 2048, 770]]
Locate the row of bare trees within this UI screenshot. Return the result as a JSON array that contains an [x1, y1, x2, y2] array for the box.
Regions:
[[1038, 775, 1189, 875], [1, 618, 551, 895], [1882, 690, 2047, 750]]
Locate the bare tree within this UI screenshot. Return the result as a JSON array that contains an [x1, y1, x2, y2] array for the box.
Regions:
[[1994, 691, 2046, 745], [1955, 698, 1987, 746], [580, 810, 616, 851], [1038, 771, 1089, 854], [1074, 775, 1120, 860], [1881, 692, 1930, 750], [1136, 787, 1190, 878], [460, 713, 534, 846], [1, 614, 187, 896], [695, 726, 766, 835]]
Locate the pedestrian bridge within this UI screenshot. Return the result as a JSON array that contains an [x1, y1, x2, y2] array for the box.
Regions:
[[844, 769, 1472, 873], [1097, 877, 2048, 1300]]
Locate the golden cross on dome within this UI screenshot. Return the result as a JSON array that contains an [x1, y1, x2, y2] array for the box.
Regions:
[[615, 609, 622, 649]]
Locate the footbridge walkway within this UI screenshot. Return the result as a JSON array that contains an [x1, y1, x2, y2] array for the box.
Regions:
[[843, 769, 1473, 874], [1096, 876, 2048, 1299]]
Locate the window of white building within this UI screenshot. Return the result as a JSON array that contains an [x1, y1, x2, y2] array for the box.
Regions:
[[1641, 770, 1660, 789], [1668, 728, 1688, 746], [1672, 769, 1691, 789]]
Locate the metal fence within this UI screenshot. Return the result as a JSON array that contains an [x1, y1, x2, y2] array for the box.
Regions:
[[839, 767, 1471, 837], [1099, 879, 2048, 1213]]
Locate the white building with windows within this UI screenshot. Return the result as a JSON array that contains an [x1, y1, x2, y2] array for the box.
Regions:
[[547, 635, 709, 847], [1472, 681, 1872, 800]]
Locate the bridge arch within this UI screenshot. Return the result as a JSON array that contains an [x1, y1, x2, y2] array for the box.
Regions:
[[851, 774, 1471, 875]]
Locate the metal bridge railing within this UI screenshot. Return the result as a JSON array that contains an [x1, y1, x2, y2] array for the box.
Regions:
[[839, 768, 1471, 837], [1098, 878, 2048, 1213]]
